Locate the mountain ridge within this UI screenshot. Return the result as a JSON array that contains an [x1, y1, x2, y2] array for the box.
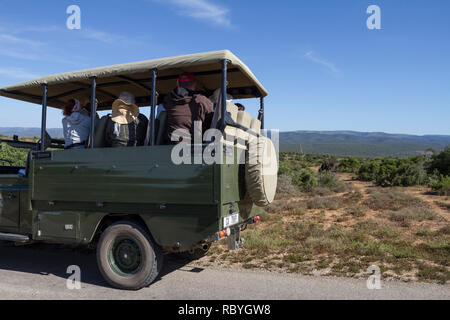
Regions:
[[279, 130, 450, 157], [1, 128, 449, 157]]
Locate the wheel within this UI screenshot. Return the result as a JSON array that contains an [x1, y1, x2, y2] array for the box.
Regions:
[[96, 221, 163, 290]]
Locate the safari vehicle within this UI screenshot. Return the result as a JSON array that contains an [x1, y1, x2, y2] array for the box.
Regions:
[[0, 50, 278, 290]]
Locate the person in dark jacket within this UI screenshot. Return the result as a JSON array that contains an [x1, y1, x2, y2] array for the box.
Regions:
[[164, 73, 213, 144], [105, 91, 148, 147]]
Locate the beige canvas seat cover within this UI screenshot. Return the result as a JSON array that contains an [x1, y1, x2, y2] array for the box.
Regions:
[[245, 136, 278, 207]]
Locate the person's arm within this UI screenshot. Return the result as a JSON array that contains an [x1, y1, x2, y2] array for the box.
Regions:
[[62, 118, 69, 145], [198, 97, 214, 134]]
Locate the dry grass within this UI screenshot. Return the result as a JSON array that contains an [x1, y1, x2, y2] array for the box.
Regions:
[[275, 175, 305, 199], [436, 201, 450, 212], [364, 189, 424, 211], [194, 171, 450, 285], [388, 207, 438, 226], [345, 204, 368, 217], [306, 196, 343, 210]]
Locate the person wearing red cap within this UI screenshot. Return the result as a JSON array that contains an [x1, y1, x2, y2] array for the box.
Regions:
[[163, 73, 213, 144]]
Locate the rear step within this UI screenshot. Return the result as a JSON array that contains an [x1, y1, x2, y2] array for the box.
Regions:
[[0, 232, 30, 243]]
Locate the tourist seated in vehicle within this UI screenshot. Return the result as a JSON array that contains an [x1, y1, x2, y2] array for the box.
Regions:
[[164, 73, 214, 144], [105, 91, 148, 147], [235, 103, 245, 111], [62, 98, 91, 149], [81, 98, 100, 125], [209, 88, 233, 110]]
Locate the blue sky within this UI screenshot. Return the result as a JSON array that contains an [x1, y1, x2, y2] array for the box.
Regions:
[[0, 0, 449, 135]]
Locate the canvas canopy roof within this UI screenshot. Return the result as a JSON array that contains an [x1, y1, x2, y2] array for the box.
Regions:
[[0, 50, 267, 110]]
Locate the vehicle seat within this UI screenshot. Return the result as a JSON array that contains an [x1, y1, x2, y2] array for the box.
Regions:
[[236, 110, 252, 144], [250, 118, 261, 133], [213, 102, 238, 146], [156, 111, 167, 145], [92, 115, 110, 148], [212, 101, 261, 149], [222, 102, 238, 138]]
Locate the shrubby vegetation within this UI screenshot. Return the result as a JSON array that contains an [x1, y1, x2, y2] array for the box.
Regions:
[[210, 150, 450, 283], [337, 157, 361, 173], [278, 155, 348, 195], [0, 143, 28, 166], [280, 145, 449, 195], [357, 156, 428, 187], [429, 174, 450, 196], [429, 146, 450, 176]]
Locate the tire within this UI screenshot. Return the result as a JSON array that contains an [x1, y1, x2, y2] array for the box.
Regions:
[[96, 221, 163, 290], [245, 136, 278, 207]]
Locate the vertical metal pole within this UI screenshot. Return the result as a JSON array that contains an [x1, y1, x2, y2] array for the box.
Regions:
[[220, 59, 229, 130], [150, 68, 157, 146], [40, 84, 48, 152], [90, 77, 97, 149], [259, 97, 265, 130]]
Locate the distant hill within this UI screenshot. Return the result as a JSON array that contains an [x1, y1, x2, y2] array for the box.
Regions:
[[280, 131, 450, 158], [1, 128, 449, 158], [0, 127, 63, 139]]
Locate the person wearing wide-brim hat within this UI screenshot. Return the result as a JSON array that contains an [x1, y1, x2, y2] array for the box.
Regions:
[[105, 91, 148, 147], [111, 91, 140, 125]]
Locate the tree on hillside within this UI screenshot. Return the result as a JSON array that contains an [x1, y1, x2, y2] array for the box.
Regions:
[[429, 146, 450, 176]]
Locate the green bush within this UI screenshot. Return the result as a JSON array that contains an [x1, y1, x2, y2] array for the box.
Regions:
[[390, 161, 428, 187], [317, 171, 348, 193], [292, 168, 317, 192], [429, 146, 450, 176], [278, 157, 306, 177], [338, 157, 361, 173], [358, 159, 382, 181], [357, 156, 428, 187], [429, 174, 450, 196], [0, 143, 28, 166]]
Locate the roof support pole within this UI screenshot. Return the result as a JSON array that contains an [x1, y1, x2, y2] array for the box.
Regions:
[[259, 97, 265, 130], [149, 68, 157, 146], [220, 59, 229, 130], [90, 76, 97, 149], [40, 84, 48, 152]]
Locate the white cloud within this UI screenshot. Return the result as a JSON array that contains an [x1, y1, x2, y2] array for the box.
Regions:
[[0, 67, 41, 80], [0, 34, 43, 47], [80, 28, 144, 46], [304, 51, 340, 73], [0, 23, 143, 65], [157, 0, 232, 27], [0, 29, 45, 61], [0, 48, 41, 61]]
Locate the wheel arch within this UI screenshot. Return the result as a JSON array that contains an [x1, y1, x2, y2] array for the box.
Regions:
[[90, 214, 159, 248]]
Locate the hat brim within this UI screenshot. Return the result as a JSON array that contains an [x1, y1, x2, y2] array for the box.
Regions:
[[112, 98, 138, 110], [111, 102, 139, 125]]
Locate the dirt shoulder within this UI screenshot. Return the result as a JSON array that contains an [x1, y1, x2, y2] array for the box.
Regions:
[[194, 172, 450, 284]]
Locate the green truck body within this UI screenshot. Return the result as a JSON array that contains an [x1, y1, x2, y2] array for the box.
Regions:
[[0, 144, 260, 250]]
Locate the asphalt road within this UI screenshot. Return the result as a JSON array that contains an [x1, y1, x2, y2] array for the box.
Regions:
[[0, 241, 448, 300]]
